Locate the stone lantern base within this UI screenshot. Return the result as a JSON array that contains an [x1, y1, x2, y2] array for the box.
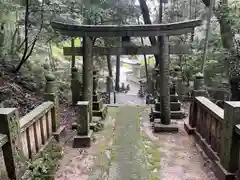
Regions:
[[92, 93, 107, 119], [153, 122, 179, 133], [73, 130, 93, 148], [149, 93, 185, 121]]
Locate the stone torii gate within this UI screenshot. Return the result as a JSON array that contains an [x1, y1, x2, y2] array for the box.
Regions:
[[51, 19, 202, 146]]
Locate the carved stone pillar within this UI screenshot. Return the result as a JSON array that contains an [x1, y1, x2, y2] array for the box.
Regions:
[[83, 36, 93, 123]]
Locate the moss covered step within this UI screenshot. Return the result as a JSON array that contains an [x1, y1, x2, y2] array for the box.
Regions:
[[108, 106, 149, 180]]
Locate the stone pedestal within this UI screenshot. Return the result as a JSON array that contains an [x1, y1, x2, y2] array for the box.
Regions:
[[73, 101, 92, 148], [150, 93, 185, 121], [153, 123, 179, 133], [92, 93, 107, 119]]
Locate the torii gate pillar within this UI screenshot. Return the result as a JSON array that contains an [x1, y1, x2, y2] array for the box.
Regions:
[[82, 36, 93, 123]]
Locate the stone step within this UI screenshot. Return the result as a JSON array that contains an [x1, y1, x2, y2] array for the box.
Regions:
[[155, 102, 181, 111], [93, 93, 101, 101], [152, 110, 185, 119], [92, 105, 107, 119], [155, 94, 179, 103], [92, 98, 103, 111]]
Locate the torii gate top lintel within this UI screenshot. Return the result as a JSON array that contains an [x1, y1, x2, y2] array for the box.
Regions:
[[51, 19, 202, 37]]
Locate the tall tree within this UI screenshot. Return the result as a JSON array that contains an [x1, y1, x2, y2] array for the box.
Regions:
[[201, 0, 214, 74], [201, 0, 239, 75], [138, 0, 159, 67]]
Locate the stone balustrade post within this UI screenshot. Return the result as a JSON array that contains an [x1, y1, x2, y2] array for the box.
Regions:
[[0, 108, 21, 179], [218, 102, 240, 175], [44, 73, 60, 135]]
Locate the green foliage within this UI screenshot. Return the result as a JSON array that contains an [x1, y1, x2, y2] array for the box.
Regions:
[[21, 141, 63, 180]]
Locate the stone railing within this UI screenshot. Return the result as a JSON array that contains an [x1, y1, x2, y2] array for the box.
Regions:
[[19, 101, 55, 159], [186, 96, 224, 160], [185, 73, 240, 180], [0, 73, 64, 180]]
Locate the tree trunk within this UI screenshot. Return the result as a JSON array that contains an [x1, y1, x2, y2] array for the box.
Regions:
[[137, 17, 149, 83], [201, 0, 213, 74], [201, 0, 240, 100], [138, 0, 159, 67], [201, 0, 238, 76]]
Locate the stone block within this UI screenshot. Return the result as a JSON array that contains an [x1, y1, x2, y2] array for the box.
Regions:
[[71, 122, 78, 130], [171, 102, 181, 111], [213, 161, 235, 180], [93, 93, 101, 102], [72, 121, 98, 132], [92, 98, 103, 111], [155, 102, 181, 111], [52, 126, 66, 142], [93, 106, 107, 119], [90, 122, 97, 130], [170, 94, 178, 102], [184, 123, 196, 134], [171, 110, 185, 119], [153, 123, 179, 133], [90, 116, 102, 131], [152, 110, 185, 119], [73, 130, 93, 148]]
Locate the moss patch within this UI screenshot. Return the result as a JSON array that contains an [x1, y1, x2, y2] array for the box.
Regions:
[[142, 136, 160, 178], [88, 107, 118, 180], [138, 106, 160, 180]]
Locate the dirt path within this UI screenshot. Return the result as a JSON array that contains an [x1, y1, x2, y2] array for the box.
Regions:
[[55, 108, 117, 180], [140, 106, 218, 180], [55, 100, 218, 180]]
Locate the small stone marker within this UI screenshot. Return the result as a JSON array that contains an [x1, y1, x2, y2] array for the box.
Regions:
[[73, 101, 93, 148]]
